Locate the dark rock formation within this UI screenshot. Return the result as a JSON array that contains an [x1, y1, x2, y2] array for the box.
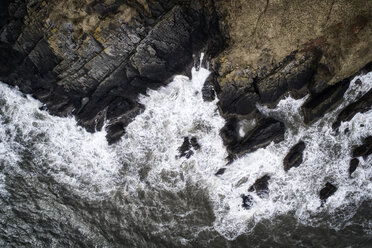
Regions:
[[177, 136, 200, 159], [302, 78, 350, 124], [215, 168, 226, 176], [0, 0, 223, 142], [226, 117, 285, 158], [349, 158, 359, 176], [256, 52, 318, 105], [319, 182, 337, 205], [190, 137, 200, 150], [217, 80, 260, 119], [283, 141, 306, 172], [241, 194, 254, 210], [201, 84, 215, 102], [248, 175, 270, 198], [333, 86, 372, 130], [352, 136, 372, 159]]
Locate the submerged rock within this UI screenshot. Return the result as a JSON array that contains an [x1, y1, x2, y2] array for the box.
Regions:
[[190, 137, 200, 150], [319, 182, 337, 205], [215, 168, 226, 176], [241, 194, 254, 210], [283, 141, 306, 172], [177, 136, 200, 159], [248, 175, 271, 198]]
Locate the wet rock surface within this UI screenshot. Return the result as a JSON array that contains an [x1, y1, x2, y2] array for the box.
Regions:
[[333, 86, 372, 130], [215, 168, 226, 176], [224, 117, 285, 158], [349, 158, 359, 176], [0, 0, 223, 142], [241, 194, 254, 210], [302, 78, 350, 124], [352, 136, 372, 159], [319, 182, 337, 205], [283, 141, 306, 172], [177, 136, 200, 159], [248, 175, 271, 198]]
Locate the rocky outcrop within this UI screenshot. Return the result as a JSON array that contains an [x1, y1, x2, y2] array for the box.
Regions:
[[319, 182, 337, 205], [333, 85, 372, 130], [301, 77, 350, 124], [221, 116, 285, 160], [0, 0, 223, 142], [352, 136, 372, 159], [349, 158, 359, 176], [283, 141, 306, 172], [241, 194, 254, 210], [248, 175, 270, 198], [211, 0, 371, 157], [215, 168, 226, 176], [177, 136, 200, 159], [213, 0, 372, 88]]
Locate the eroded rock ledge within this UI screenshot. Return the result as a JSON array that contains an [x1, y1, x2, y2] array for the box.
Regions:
[[0, 0, 222, 143], [211, 0, 372, 159]]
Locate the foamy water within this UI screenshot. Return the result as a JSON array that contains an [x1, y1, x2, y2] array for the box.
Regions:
[[0, 61, 371, 246]]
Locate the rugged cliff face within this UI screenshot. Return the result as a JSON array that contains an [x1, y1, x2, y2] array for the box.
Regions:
[[0, 0, 371, 149], [212, 0, 372, 159], [0, 0, 222, 143]]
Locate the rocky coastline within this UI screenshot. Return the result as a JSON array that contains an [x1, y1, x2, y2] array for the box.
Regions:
[[0, 0, 371, 156]]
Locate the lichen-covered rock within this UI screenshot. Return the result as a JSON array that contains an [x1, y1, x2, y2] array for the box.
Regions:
[[214, 0, 372, 89], [256, 52, 318, 105], [211, 0, 371, 150]]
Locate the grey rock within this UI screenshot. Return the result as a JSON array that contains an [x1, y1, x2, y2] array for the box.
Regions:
[[283, 141, 306, 172]]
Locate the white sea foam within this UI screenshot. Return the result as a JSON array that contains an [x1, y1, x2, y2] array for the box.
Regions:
[[0, 84, 120, 198], [0, 61, 371, 241]]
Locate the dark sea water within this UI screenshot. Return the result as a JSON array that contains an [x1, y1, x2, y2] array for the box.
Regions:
[[0, 65, 371, 247]]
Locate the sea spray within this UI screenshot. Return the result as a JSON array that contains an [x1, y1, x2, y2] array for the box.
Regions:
[[0, 62, 371, 246]]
